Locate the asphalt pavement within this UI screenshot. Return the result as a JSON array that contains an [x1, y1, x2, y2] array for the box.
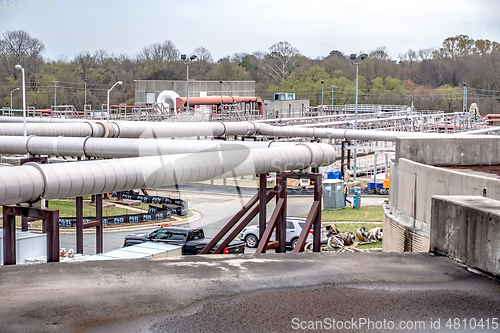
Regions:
[[0, 252, 498, 332]]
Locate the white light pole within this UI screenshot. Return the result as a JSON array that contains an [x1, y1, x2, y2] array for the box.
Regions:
[[219, 80, 223, 122], [181, 54, 197, 122], [14, 64, 27, 136], [54, 81, 57, 111], [10, 87, 19, 111], [84, 77, 88, 118], [107, 81, 123, 122], [350, 53, 368, 181], [320, 80, 324, 115], [462, 82, 467, 114]]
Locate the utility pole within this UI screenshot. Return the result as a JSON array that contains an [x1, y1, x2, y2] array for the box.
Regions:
[[84, 78, 87, 118], [331, 86, 335, 109], [54, 81, 57, 111], [462, 82, 467, 114]]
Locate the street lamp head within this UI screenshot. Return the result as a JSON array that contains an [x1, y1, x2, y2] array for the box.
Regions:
[[350, 54, 357, 60], [117, 81, 123, 85], [219, 80, 222, 84], [181, 54, 187, 60], [15, 87, 19, 91], [360, 54, 368, 60], [15, 64, 22, 70], [190, 54, 197, 61], [321, 80, 324, 84], [463, 82, 466, 86]]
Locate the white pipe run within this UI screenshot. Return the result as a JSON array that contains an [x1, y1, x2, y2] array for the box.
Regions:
[[0, 143, 335, 205], [0, 135, 294, 158], [0, 121, 109, 137], [1, 119, 495, 141]]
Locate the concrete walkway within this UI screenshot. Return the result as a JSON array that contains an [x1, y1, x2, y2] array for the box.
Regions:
[[0, 252, 498, 332]]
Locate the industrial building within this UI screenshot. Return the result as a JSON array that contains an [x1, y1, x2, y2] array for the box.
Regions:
[[134, 80, 256, 105]]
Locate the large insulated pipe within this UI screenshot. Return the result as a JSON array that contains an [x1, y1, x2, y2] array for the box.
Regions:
[[0, 135, 294, 158], [254, 123, 426, 141], [1, 120, 492, 141], [0, 143, 335, 205], [0, 116, 91, 123], [0, 122, 109, 137]]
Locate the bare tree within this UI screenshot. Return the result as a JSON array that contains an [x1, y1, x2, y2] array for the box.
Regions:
[[369, 46, 390, 60], [231, 52, 248, 62], [264, 41, 300, 82], [193, 46, 213, 63], [142, 40, 179, 62], [0, 30, 45, 79], [418, 48, 434, 61]]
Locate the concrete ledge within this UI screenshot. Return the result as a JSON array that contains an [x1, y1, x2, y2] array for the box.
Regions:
[[396, 136, 500, 166], [431, 195, 500, 276], [0, 252, 499, 332]]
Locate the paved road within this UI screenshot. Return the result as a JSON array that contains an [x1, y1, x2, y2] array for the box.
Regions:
[[59, 189, 387, 255]]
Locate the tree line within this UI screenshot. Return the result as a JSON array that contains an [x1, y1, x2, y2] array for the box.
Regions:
[[1, 31, 499, 115]]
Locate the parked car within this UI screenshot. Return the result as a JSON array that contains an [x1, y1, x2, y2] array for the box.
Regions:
[[123, 226, 245, 255], [240, 217, 328, 249]]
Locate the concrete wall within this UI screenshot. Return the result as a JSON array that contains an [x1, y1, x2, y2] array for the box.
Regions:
[[386, 136, 500, 252], [382, 202, 430, 252], [389, 158, 500, 229], [396, 136, 500, 166], [135, 80, 255, 105], [430, 195, 500, 276]]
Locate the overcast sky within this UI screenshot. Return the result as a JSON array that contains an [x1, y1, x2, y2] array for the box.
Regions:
[[1, 0, 499, 61]]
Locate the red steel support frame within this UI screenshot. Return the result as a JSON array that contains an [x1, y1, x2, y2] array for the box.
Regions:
[[255, 197, 285, 254], [76, 196, 83, 254], [2, 205, 60, 265], [199, 184, 277, 254], [259, 174, 267, 239], [291, 173, 322, 253], [277, 172, 288, 253], [81, 194, 103, 254], [201, 171, 322, 255]]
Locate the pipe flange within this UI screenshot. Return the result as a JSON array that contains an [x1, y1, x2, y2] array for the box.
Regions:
[[92, 121, 110, 138], [23, 162, 48, 201], [25, 135, 36, 154], [217, 121, 226, 137], [82, 136, 91, 159], [247, 121, 257, 136], [109, 121, 120, 138]]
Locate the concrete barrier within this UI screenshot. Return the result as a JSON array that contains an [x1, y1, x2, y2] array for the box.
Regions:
[[396, 136, 500, 166], [430, 195, 500, 276]]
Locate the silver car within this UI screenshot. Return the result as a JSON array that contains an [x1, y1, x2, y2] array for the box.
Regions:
[[240, 217, 328, 249]]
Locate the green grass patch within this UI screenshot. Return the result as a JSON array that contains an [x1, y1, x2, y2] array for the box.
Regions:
[[300, 205, 383, 222], [48, 200, 144, 218], [0, 200, 184, 229]]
